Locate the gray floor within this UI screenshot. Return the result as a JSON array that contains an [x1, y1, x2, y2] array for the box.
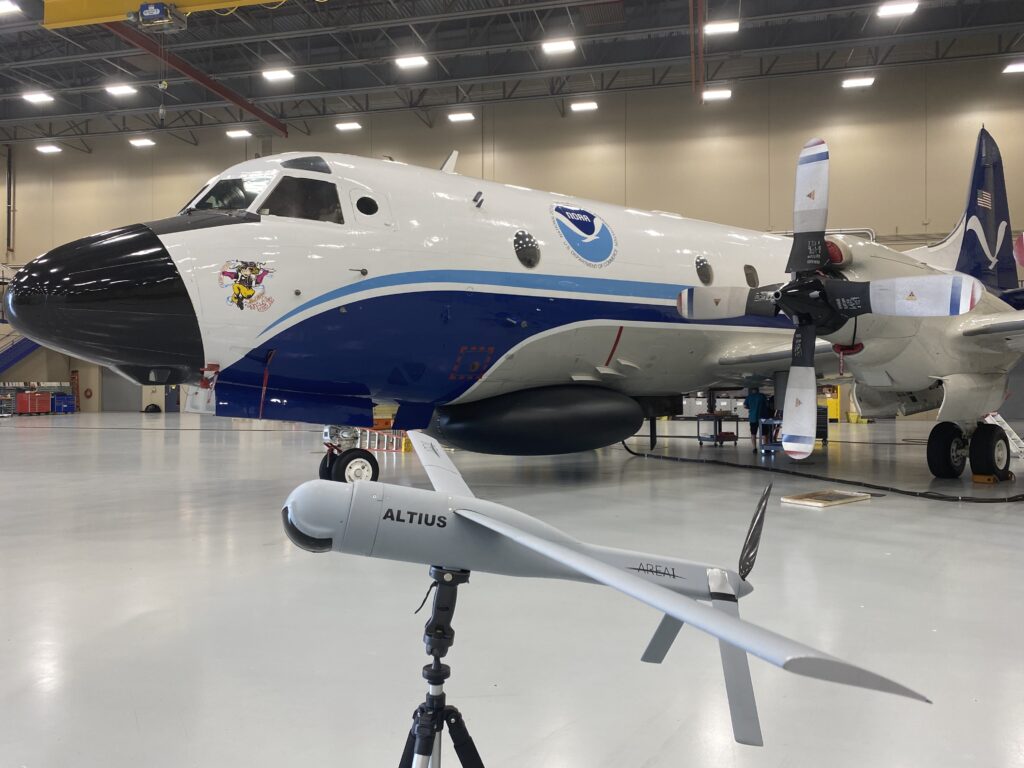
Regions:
[[1, 413, 1022, 768]]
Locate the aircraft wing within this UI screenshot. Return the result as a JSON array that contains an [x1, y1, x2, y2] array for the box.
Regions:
[[454, 506, 928, 703], [408, 430, 475, 498], [718, 338, 833, 367], [960, 313, 1024, 350], [960, 313, 1024, 338]]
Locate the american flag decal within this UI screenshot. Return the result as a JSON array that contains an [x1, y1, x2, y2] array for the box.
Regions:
[[977, 189, 993, 210]]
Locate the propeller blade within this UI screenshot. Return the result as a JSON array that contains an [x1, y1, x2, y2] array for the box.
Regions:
[[781, 324, 818, 460], [678, 286, 751, 320], [785, 139, 830, 275], [825, 275, 983, 318], [739, 484, 771, 581], [709, 568, 763, 746], [677, 285, 781, 321]]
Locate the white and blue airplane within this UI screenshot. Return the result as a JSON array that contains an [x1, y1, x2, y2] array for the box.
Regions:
[[5, 128, 1023, 481]]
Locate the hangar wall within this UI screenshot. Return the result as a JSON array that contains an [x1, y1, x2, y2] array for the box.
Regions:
[[5, 56, 1023, 264]]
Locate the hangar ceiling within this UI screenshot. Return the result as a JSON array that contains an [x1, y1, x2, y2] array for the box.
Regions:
[[0, 0, 1022, 145]]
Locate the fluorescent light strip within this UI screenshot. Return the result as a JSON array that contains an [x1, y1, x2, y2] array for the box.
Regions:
[[0, 1, 21, 14], [396, 55, 429, 69], [570, 101, 598, 112], [702, 88, 732, 101], [877, 2, 918, 17], [226, 129, 252, 138], [23, 92, 54, 104], [842, 77, 875, 88], [106, 84, 137, 96], [129, 138, 155, 147], [262, 69, 294, 81], [704, 20, 739, 35], [36, 144, 61, 154], [335, 121, 362, 131], [1004, 62, 1024, 74], [447, 112, 475, 122], [542, 39, 576, 54]]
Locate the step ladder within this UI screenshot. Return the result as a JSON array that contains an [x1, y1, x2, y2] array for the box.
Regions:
[[984, 413, 1024, 459]]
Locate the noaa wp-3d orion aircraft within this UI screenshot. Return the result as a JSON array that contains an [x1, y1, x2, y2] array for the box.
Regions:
[[6, 129, 1023, 481]]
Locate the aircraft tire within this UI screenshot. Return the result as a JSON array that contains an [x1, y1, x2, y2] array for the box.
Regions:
[[926, 422, 968, 479], [968, 423, 1011, 479], [330, 448, 380, 483], [318, 453, 335, 480]]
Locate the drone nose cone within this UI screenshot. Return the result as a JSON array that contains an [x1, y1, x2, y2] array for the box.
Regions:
[[4, 224, 203, 385], [282, 480, 351, 553]]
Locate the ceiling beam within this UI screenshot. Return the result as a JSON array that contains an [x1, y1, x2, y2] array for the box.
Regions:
[[103, 21, 288, 137]]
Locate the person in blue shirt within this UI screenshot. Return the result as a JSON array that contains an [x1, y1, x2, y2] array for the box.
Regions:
[[744, 387, 769, 453]]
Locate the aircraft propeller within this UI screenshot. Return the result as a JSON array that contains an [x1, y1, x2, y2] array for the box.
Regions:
[[678, 138, 984, 459]]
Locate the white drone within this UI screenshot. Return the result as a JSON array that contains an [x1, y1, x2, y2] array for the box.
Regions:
[[283, 431, 927, 759]]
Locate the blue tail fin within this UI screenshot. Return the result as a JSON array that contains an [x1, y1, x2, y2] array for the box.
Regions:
[[956, 128, 1017, 291]]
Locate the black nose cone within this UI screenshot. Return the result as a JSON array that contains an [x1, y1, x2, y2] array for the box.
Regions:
[[4, 224, 203, 385]]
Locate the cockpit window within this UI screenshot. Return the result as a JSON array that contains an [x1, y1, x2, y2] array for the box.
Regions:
[[189, 171, 275, 212], [259, 176, 344, 224], [192, 178, 262, 211]]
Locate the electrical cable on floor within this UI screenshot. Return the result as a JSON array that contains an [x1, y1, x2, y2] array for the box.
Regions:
[[621, 440, 1024, 504]]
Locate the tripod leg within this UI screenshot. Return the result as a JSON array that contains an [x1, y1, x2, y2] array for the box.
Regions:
[[399, 730, 416, 768], [444, 707, 485, 768], [400, 704, 439, 768]]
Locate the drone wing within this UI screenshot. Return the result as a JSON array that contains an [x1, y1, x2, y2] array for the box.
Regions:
[[407, 430, 475, 498], [454, 506, 928, 704]]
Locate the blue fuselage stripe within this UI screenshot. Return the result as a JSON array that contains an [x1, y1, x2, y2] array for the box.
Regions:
[[797, 152, 829, 165], [261, 269, 687, 335], [950, 275, 962, 315]]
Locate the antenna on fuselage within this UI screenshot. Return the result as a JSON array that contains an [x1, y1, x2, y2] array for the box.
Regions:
[[441, 150, 459, 174]]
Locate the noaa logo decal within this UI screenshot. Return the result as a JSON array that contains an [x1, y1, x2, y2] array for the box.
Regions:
[[551, 204, 617, 268]]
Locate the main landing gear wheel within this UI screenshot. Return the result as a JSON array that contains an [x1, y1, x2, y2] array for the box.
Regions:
[[927, 422, 969, 479], [318, 453, 335, 480], [329, 448, 380, 483], [969, 423, 1011, 479]]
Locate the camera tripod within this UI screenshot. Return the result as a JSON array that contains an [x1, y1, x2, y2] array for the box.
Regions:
[[398, 566, 485, 768]]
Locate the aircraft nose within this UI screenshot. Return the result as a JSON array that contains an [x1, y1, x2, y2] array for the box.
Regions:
[[737, 579, 754, 598], [4, 224, 203, 385]]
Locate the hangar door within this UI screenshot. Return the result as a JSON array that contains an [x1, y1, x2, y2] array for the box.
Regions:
[[100, 367, 141, 412]]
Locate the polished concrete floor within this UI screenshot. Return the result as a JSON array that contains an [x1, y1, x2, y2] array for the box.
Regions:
[[1, 413, 1023, 767]]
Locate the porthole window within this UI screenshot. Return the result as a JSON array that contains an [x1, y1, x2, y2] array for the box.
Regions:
[[744, 264, 759, 288], [514, 230, 540, 268], [356, 196, 379, 216], [695, 254, 714, 286]]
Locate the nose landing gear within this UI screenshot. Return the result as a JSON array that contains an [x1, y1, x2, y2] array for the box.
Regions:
[[927, 421, 1012, 480], [319, 425, 381, 483]]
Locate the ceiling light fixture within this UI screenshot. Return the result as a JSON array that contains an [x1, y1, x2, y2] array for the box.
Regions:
[[704, 20, 740, 35], [23, 92, 54, 104], [106, 84, 137, 96], [129, 137, 156, 147], [842, 76, 875, 88], [396, 55, 429, 69], [262, 69, 294, 81], [447, 112, 475, 122], [877, 2, 918, 17], [1003, 62, 1024, 74], [570, 101, 598, 112], [36, 144, 61, 154], [542, 39, 576, 54], [0, 1, 22, 14], [702, 88, 732, 102], [335, 121, 362, 131], [226, 129, 252, 138]]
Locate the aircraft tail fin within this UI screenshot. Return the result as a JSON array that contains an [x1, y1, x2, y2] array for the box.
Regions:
[[910, 128, 1018, 292]]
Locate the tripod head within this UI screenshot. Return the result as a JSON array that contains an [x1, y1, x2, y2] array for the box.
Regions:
[[421, 566, 471, 684]]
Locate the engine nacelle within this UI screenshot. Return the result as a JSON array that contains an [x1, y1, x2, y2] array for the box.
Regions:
[[851, 381, 943, 418], [429, 385, 644, 455], [825, 235, 854, 268]]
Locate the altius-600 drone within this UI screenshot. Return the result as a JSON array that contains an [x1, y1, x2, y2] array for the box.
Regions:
[[283, 432, 926, 763]]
